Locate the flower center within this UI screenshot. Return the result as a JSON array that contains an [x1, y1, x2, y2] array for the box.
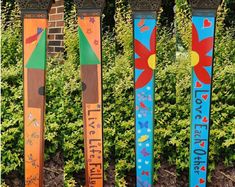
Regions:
[[191, 51, 199, 66], [148, 54, 156, 70]]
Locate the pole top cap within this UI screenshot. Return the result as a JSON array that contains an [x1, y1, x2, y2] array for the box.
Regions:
[[188, 0, 222, 10], [18, 0, 54, 12], [74, 0, 105, 15], [129, 0, 162, 12]]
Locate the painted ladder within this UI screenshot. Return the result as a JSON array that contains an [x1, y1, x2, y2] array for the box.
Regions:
[[130, 1, 162, 186], [18, 0, 54, 186], [75, 0, 105, 186], [188, 1, 221, 187]]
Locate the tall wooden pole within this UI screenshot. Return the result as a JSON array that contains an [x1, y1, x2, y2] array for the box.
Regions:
[[188, 1, 221, 186], [18, 0, 54, 186], [74, 0, 105, 186], [130, 1, 161, 186]]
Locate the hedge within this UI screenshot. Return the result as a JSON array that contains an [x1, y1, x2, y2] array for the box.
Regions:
[[1, 1, 234, 186]]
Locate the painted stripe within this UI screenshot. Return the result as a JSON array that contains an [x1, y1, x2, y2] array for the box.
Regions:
[[189, 15, 215, 187], [134, 18, 156, 187]]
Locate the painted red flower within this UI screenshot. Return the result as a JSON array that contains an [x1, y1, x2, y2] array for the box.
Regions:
[[191, 24, 213, 84], [135, 27, 156, 89]]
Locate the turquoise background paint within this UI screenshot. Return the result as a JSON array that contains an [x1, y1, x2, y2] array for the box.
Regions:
[[189, 16, 215, 187], [134, 18, 156, 187]]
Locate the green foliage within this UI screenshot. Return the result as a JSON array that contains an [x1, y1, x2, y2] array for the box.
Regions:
[[114, 0, 235, 185], [1, 3, 24, 177], [1, 1, 235, 186]]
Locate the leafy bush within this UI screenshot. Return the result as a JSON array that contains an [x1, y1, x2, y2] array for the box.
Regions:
[[1, 1, 235, 186], [1, 3, 24, 177]]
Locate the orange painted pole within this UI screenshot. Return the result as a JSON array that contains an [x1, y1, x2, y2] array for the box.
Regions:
[[18, 1, 54, 186], [74, 0, 105, 186]]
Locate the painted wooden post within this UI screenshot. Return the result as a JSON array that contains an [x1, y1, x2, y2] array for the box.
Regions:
[[18, 0, 54, 186], [188, 1, 221, 186], [129, 1, 161, 186], [74, 0, 105, 186]]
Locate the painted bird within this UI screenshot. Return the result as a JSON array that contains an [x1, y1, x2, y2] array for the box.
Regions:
[[140, 102, 148, 110], [26, 27, 43, 44]]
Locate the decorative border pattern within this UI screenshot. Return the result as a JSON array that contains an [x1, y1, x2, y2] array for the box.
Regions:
[[134, 18, 156, 187], [189, 15, 215, 187], [129, 0, 161, 12], [18, 0, 54, 11], [74, 0, 105, 9], [188, 0, 221, 9], [24, 13, 48, 19]]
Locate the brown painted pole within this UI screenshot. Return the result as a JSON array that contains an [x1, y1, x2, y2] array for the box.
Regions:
[[18, 1, 54, 186], [74, 0, 105, 186]]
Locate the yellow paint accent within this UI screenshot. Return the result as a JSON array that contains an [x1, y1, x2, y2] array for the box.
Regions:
[[191, 51, 199, 66], [138, 135, 149, 142], [148, 54, 156, 70]]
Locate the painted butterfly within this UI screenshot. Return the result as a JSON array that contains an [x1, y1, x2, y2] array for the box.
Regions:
[[138, 19, 150, 32], [141, 148, 150, 157], [139, 121, 148, 128], [26, 27, 43, 44], [141, 170, 149, 176], [140, 102, 148, 110]]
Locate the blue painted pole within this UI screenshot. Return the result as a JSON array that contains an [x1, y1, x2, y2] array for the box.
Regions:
[[188, 1, 221, 186], [130, 1, 161, 186]]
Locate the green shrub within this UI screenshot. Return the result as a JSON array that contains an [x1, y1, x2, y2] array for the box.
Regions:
[[1, 3, 24, 177], [1, 1, 234, 186]]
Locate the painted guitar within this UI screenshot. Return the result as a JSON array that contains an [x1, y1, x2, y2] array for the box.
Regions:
[[188, 1, 221, 187], [18, 0, 54, 186], [130, 1, 161, 186], [75, 0, 105, 186]]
